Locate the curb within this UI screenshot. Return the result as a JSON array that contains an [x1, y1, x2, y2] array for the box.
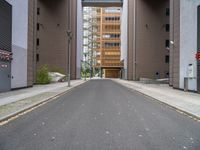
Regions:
[[112, 79, 200, 122], [0, 80, 89, 124]]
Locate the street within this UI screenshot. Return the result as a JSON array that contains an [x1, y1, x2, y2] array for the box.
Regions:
[[0, 79, 200, 150]]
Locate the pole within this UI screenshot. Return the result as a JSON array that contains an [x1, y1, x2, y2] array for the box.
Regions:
[[67, 31, 72, 87], [84, 53, 87, 81], [67, 0, 72, 87]]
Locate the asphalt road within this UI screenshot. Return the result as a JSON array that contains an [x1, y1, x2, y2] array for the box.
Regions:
[[0, 80, 200, 150]]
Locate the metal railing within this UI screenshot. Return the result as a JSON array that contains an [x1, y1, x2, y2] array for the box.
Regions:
[[82, 0, 123, 7]]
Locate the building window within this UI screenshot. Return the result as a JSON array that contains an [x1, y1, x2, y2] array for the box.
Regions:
[[166, 8, 170, 16], [37, 38, 40, 46], [36, 54, 39, 62], [165, 55, 169, 63], [166, 24, 170, 32], [165, 40, 170, 48], [37, 8, 40, 15], [37, 23, 39, 31], [165, 72, 169, 78]]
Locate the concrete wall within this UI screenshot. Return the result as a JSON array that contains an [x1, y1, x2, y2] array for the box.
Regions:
[[27, 0, 35, 86], [127, 0, 169, 80], [170, 0, 180, 89], [121, 0, 128, 79], [127, 0, 136, 80], [6, 0, 28, 89], [37, 0, 68, 73], [36, 0, 77, 79], [135, 0, 169, 80], [77, 0, 83, 79], [179, 0, 200, 91]]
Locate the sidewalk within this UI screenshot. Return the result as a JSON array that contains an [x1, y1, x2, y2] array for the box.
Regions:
[[112, 79, 200, 119], [0, 80, 86, 122]]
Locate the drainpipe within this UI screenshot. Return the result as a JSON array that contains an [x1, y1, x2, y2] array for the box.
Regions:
[[133, 0, 137, 80]]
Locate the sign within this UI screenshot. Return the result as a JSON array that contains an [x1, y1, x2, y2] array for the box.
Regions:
[[0, 49, 12, 62], [196, 53, 200, 60]]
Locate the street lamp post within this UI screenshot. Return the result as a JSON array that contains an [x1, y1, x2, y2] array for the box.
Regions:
[[67, 30, 72, 87], [84, 53, 87, 81]]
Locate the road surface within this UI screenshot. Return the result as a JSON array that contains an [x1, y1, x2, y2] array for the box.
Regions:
[[0, 80, 200, 150]]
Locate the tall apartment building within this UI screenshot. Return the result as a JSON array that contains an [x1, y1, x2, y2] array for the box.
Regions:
[[100, 7, 123, 78], [122, 0, 170, 81], [36, 0, 80, 80], [83, 7, 123, 78]]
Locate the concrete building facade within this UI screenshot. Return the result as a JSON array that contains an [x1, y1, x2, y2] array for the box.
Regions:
[[0, 0, 35, 92], [170, 0, 200, 93], [100, 7, 123, 78], [1, 0, 199, 93], [122, 0, 170, 80], [83, 7, 123, 78], [36, 0, 80, 80]]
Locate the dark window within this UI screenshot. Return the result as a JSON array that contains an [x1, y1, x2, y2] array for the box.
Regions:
[[166, 8, 170, 16], [37, 23, 40, 31], [37, 8, 40, 15], [166, 24, 170, 32], [165, 40, 170, 48], [37, 38, 40, 46], [165, 55, 169, 63], [36, 54, 39, 62], [165, 72, 169, 78]]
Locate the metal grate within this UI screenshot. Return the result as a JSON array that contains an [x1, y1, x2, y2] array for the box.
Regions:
[[0, 0, 12, 52]]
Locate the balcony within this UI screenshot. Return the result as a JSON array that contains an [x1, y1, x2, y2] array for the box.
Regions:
[[82, 0, 123, 7]]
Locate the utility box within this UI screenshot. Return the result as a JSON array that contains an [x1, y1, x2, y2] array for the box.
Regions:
[[187, 64, 195, 78]]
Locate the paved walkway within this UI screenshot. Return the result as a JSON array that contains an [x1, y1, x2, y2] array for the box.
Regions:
[[0, 80, 84, 106], [112, 79, 200, 119], [0, 80, 86, 121]]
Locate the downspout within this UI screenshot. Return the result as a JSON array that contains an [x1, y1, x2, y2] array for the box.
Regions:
[[133, 0, 137, 80]]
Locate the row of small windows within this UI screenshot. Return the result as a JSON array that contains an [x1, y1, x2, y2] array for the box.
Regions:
[[104, 25, 120, 30], [105, 52, 120, 55], [104, 8, 121, 13], [37, 8, 40, 62], [165, 8, 170, 64], [104, 60, 120, 64], [104, 42, 120, 47], [105, 17, 120, 21], [103, 34, 120, 39]]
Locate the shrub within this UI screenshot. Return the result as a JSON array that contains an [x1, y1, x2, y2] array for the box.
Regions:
[[36, 65, 51, 84]]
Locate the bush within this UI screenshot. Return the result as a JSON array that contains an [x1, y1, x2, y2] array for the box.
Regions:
[[36, 65, 51, 84]]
